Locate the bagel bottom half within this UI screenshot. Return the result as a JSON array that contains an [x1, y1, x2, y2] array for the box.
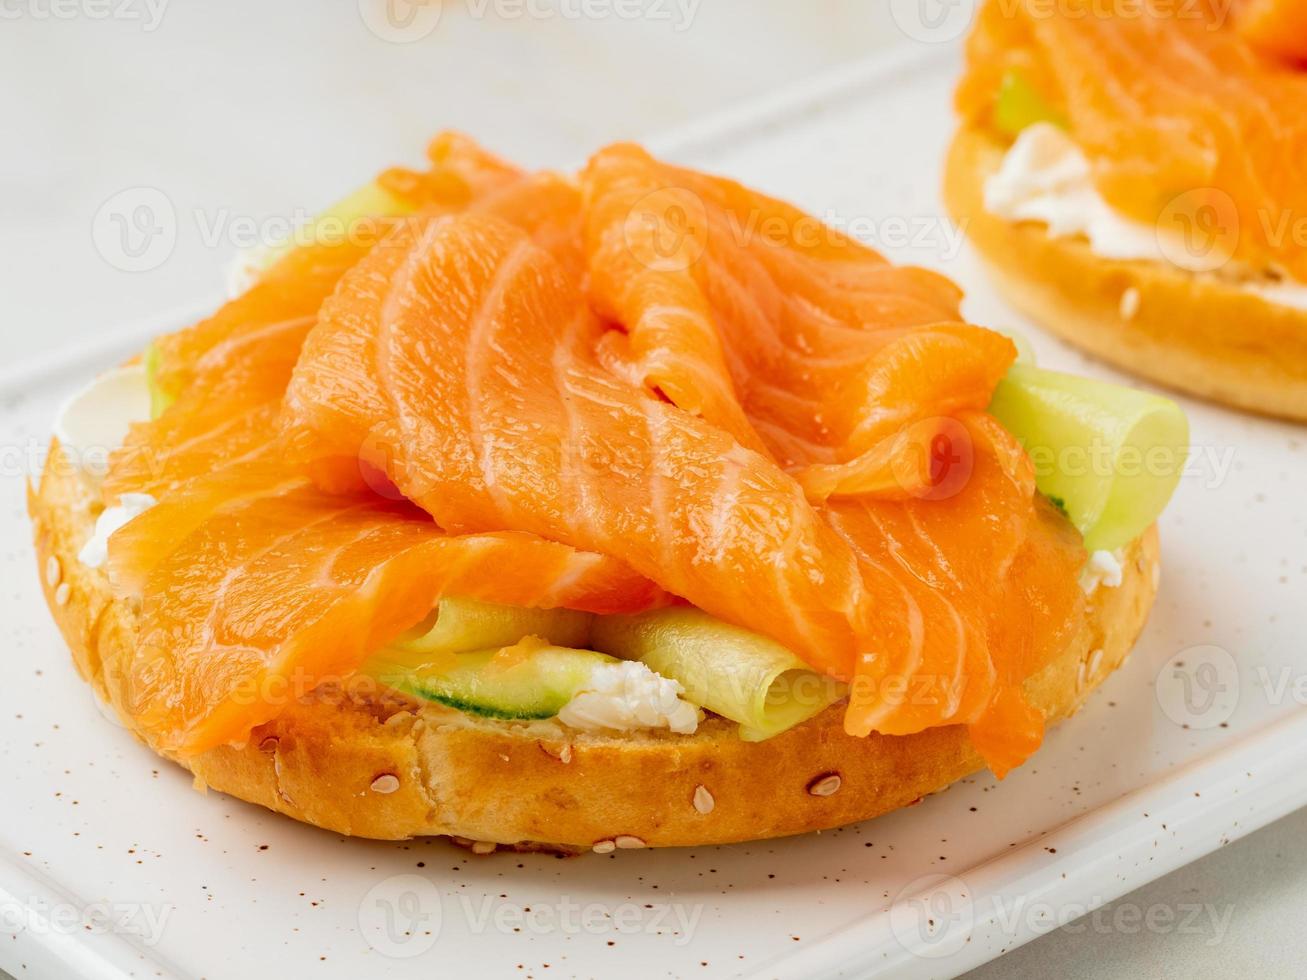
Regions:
[[29, 439, 1160, 852], [944, 123, 1307, 423]]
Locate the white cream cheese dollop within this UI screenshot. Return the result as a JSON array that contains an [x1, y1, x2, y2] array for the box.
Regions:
[[53, 363, 157, 567], [77, 493, 157, 569], [53, 363, 151, 477], [985, 123, 1307, 311], [557, 660, 701, 735], [1079, 549, 1125, 596]]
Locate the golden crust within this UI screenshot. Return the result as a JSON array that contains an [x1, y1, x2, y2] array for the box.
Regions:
[[944, 123, 1307, 422], [29, 439, 1160, 851]]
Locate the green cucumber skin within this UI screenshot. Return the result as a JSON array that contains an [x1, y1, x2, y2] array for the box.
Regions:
[[377, 647, 617, 722], [411, 688, 559, 721]]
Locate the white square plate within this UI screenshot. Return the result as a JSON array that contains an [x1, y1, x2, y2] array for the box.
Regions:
[[4, 45, 1306, 980]]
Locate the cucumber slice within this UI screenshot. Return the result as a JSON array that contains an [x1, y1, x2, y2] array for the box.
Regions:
[[590, 607, 846, 741], [144, 342, 173, 419], [371, 646, 617, 720], [994, 70, 1067, 138], [390, 596, 592, 664], [990, 364, 1188, 551], [245, 181, 412, 284]]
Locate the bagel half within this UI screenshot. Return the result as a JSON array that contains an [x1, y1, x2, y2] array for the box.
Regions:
[[944, 123, 1307, 422], [29, 438, 1159, 852]]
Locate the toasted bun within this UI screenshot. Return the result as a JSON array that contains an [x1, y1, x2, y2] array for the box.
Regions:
[[30, 439, 1159, 852], [944, 123, 1307, 422]]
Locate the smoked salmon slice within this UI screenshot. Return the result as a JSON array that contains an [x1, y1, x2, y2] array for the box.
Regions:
[[283, 191, 1084, 775], [103, 136, 667, 755], [106, 133, 529, 502], [585, 148, 1081, 769], [104, 309, 307, 501], [581, 143, 1017, 493], [104, 135, 1085, 775], [284, 211, 873, 683], [118, 481, 662, 754], [957, 0, 1307, 283], [149, 132, 523, 404]]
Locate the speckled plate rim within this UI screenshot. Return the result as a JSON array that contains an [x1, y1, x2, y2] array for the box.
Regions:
[[1, 304, 211, 980], [750, 709, 1307, 979]]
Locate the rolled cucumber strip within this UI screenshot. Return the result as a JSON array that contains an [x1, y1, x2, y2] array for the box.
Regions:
[[993, 69, 1067, 138], [243, 180, 413, 283], [989, 363, 1188, 550], [144, 342, 171, 420], [388, 596, 593, 665], [590, 607, 845, 741]]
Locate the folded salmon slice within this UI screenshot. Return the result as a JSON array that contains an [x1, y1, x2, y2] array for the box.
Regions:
[[584, 148, 1082, 768], [581, 144, 1017, 495], [284, 212, 871, 680], [118, 481, 662, 754], [149, 132, 523, 405], [106, 132, 530, 502], [957, 0, 1307, 282], [283, 195, 1083, 775], [103, 308, 307, 501]]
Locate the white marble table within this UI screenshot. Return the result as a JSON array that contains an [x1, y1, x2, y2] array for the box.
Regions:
[[1, 4, 1299, 978]]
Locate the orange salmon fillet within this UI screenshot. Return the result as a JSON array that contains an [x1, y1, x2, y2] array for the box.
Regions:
[[121, 482, 662, 753], [103, 135, 1085, 774], [283, 178, 1084, 774], [582, 144, 1016, 486], [109, 134, 527, 503]]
